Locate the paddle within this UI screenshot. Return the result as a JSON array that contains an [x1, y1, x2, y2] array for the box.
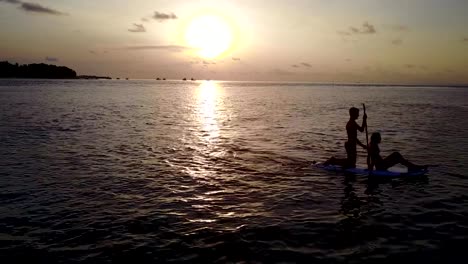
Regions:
[[363, 103, 370, 170]]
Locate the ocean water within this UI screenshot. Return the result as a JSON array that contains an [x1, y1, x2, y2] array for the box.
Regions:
[[1, 79, 468, 263]]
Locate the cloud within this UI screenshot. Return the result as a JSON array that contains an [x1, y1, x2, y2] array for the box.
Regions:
[[152, 11, 177, 21], [339, 21, 377, 36], [462, 37, 468, 43], [141, 17, 149, 22], [45, 56, 58, 62], [405, 64, 416, 69], [337, 31, 351, 36], [290, 62, 312, 68], [203, 60, 216, 65], [126, 45, 189, 52], [361, 22, 376, 34], [385, 24, 409, 32], [0, 0, 66, 15], [128, 23, 145, 33], [350, 27, 360, 34], [21, 2, 66, 15], [188, 58, 217, 65], [232, 57, 241, 61], [0, 0, 21, 4], [392, 38, 403, 45]]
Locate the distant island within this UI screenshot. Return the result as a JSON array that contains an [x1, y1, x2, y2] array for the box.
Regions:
[[0, 61, 77, 79]]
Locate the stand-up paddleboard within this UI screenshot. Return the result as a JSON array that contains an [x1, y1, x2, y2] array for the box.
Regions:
[[313, 163, 428, 177]]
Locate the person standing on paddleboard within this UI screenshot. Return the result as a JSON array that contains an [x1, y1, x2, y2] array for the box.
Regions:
[[324, 107, 367, 168]]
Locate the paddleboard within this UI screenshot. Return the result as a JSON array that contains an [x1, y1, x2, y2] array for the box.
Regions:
[[313, 163, 428, 177]]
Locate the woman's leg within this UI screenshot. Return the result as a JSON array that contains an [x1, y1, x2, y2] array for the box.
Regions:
[[381, 152, 424, 170]]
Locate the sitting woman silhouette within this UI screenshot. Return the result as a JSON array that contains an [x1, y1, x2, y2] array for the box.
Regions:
[[368, 132, 427, 172]]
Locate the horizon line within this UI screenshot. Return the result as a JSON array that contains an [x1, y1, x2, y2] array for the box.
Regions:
[[1, 77, 468, 88]]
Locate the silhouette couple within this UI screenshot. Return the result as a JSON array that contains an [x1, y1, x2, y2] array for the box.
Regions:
[[323, 106, 427, 172]]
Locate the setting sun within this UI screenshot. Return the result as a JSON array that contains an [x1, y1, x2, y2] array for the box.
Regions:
[[184, 14, 234, 59]]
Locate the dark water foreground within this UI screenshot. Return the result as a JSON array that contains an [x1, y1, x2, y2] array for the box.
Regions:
[[1, 80, 468, 263]]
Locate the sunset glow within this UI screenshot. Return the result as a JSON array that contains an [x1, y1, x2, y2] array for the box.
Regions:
[[184, 14, 234, 59], [1, 0, 467, 84]]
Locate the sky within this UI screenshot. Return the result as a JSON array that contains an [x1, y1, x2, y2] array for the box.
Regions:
[[1, 0, 468, 84]]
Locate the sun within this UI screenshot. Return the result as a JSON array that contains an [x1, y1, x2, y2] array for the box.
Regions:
[[184, 14, 234, 59]]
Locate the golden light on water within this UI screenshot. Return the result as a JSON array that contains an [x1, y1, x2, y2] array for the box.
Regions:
[[180, 81, 220, 183], [197, 81, 220, 141], [177, 81, 224, 225]]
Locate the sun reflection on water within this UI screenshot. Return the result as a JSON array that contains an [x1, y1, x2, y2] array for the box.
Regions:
[[179, 82, 249, 225], [197, 81, 220, 142]]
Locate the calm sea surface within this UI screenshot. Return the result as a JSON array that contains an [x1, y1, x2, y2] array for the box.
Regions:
[[1, 80, 468, 263]]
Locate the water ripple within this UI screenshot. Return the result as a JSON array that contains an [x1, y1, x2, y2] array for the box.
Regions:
[[1, 80, 468, 263]]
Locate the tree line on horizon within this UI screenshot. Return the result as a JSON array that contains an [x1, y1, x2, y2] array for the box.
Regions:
[[0, 61, 77, 79]]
